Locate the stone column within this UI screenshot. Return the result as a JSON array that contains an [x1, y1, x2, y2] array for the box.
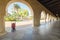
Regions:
[[47, 14, 49, 22], [0, 15, 6, 36], [34, 11, 41, 26], [49, 15, 51, 22], [45, 13, 47, 23], [51, 16, 53, 22]]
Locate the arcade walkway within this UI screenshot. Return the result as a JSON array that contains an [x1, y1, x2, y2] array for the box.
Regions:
[[0, 21, 60, 40]]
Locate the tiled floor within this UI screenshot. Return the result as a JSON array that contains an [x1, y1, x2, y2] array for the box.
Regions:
[[0, 21, 60, 40]]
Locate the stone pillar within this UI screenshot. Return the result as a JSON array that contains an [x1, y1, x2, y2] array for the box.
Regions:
[[47, 14, 48, 22], [0, 15, 6, 36], [34, 11, 41, 26], [45, 13, 47, 23], [51, 16, 53, 21], [47, 14, 50, 22], [49, 15, 51, 22]]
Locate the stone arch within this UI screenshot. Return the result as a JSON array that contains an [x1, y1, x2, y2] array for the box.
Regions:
[[5, 0, 43, 26], [0, 0, 43, 36]]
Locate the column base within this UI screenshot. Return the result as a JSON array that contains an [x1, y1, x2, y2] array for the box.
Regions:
[[34, 24, 40, 27], [0, 32, 7, 37]]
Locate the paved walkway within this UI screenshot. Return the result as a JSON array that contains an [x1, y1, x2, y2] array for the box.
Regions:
[[1, 20, 60, 40]]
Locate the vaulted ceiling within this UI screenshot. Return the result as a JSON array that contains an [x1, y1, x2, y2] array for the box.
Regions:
[[37, 0, 60, 17]]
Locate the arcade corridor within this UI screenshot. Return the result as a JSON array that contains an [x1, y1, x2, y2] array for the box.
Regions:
[[0, 0, 60, 40]]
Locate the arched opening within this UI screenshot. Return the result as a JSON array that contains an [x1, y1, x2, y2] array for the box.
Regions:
[[40, 11, 47, 24], [5, 1, 34, 32]]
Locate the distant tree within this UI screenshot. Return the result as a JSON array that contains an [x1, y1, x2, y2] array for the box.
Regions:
[[18, 9, 29, 20], [13, 4, 21, 13]]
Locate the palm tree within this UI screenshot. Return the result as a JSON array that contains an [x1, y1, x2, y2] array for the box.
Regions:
[[14, 4, 20, 12], [13, 4, 20, 13], [13, 4, 21, 20]]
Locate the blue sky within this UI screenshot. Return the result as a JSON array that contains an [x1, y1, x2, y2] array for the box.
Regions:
[[7, 2, 31, 15]]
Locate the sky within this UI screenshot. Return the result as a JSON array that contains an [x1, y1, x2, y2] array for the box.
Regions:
[[7, 2, 31, 16]]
